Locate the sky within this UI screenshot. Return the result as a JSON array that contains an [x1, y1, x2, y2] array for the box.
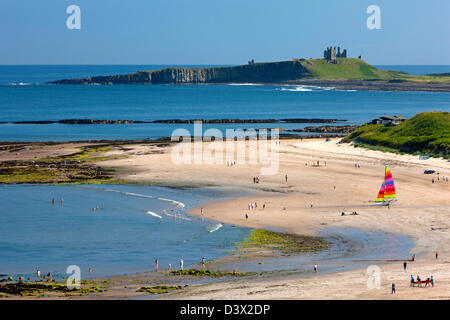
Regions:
[[1, 0, 449, 65]]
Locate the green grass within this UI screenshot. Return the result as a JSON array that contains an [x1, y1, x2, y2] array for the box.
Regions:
[[344, 111, 450, 158], [137, 285, 182, 294], [0, 281, 107, 296], [241, 229, 330, 254], [168, 269, 258, 277], [296, 58, 450, 82]]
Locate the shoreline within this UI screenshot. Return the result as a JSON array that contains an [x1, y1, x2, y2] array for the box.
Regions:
[[1, 137, 449, 299]]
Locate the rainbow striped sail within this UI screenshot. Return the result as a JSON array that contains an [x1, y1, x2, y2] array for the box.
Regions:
[[375, 166, 396, 202]]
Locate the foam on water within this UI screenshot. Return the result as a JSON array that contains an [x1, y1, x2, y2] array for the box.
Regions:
[[0, 184, 250, 278]]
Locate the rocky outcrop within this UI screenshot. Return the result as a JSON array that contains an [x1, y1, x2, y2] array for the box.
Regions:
[[6, 118, 346, 125], [287, 125, 359, 134], [48, 61, 311, 85]]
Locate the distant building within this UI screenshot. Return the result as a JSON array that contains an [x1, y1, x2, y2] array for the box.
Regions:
[[370, 115, 407, 126], [324, 46, 347, 63]]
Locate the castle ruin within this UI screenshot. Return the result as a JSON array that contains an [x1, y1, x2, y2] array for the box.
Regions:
[[323, 46, 347, 63]]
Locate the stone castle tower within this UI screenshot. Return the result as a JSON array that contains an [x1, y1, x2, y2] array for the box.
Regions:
[[324, 46, 347, 63]]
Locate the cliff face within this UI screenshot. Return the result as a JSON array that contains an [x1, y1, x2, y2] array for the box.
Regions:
[[49, 60, 311, 85]]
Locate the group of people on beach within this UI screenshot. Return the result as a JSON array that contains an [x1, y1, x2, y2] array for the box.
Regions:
[[432, 175, 448, 183], [252, 176, 260, 184], [410, 274, 435, 287], [248, 201, 258, 210], [51, 197, 64, 206], [226, 160, 236, 166], [154, 257, 206, 272]]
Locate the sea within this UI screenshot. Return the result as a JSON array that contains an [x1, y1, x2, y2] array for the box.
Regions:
[[0, 65, 448, 280], [0, 65, 449, 142]]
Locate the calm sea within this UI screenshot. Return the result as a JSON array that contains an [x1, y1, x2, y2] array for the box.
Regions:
[[0, 184, 249, 279], [0, 65, 449, 141]]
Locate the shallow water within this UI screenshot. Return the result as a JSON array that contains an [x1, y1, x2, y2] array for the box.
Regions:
[[0, 184, 250, 280], [217, 227, 414, 276]]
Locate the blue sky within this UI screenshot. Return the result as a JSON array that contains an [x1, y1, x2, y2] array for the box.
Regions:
[[1, 0, 449, 65]]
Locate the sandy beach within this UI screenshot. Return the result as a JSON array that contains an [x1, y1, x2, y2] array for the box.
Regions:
[[86, 137, 450, 299], [1, 137, 449, 299]]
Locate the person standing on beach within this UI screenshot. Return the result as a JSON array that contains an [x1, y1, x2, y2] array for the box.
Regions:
[[431, 275, 434, 287], [412, 254, 416, 262], [436, 252, 439, 260], [285, 174, 288, 182], [403, 262, 407, 271], [245, 213, 248, 220], [310, 202, 314, 208], [36, 269, 41, 277], [180, 259, 184, 271], [201, 257, 206, 269], [410, 275, 414, 286], [155, 259, 159, 272], [391, 283, 396, 294], [313, 264, 318, 273], [168, 264, 172, 272]]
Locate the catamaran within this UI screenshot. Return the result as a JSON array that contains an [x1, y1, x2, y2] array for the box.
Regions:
[[375, 166, 398, 205]]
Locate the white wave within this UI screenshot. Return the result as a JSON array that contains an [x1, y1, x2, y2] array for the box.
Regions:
[[227, 83, 261, 86], [156, 197, 185, 208], [146, 210, 162, 219], [280, 86, 313, 92], [93, 187, 185, 208], [9, 82, 32, 86], [279, 85, 342, 92], [206, 223, 223, 233]]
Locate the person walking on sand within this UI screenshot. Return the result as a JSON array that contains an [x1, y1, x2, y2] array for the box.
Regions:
[[391, 283, 396, 294], [245, 213, 248, 220], [262, 203, 265, 210], [410, 275, 414, 287], [431, 275, 434, 287], [403, 262, 407, 271], [313, 264, 318, 273], [310, 201, 314, 208], [436, 252, 438, 260], [285, 174, 288, 182], [180, 259, 184, 271]]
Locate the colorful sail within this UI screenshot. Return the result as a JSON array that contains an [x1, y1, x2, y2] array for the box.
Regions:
[[375, 166, 396, 202], [375, 182, 385, 202]]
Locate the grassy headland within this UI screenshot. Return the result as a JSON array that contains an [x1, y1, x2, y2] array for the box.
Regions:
[[49, 58, 450, 88], [343, 111, 450, 158]]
